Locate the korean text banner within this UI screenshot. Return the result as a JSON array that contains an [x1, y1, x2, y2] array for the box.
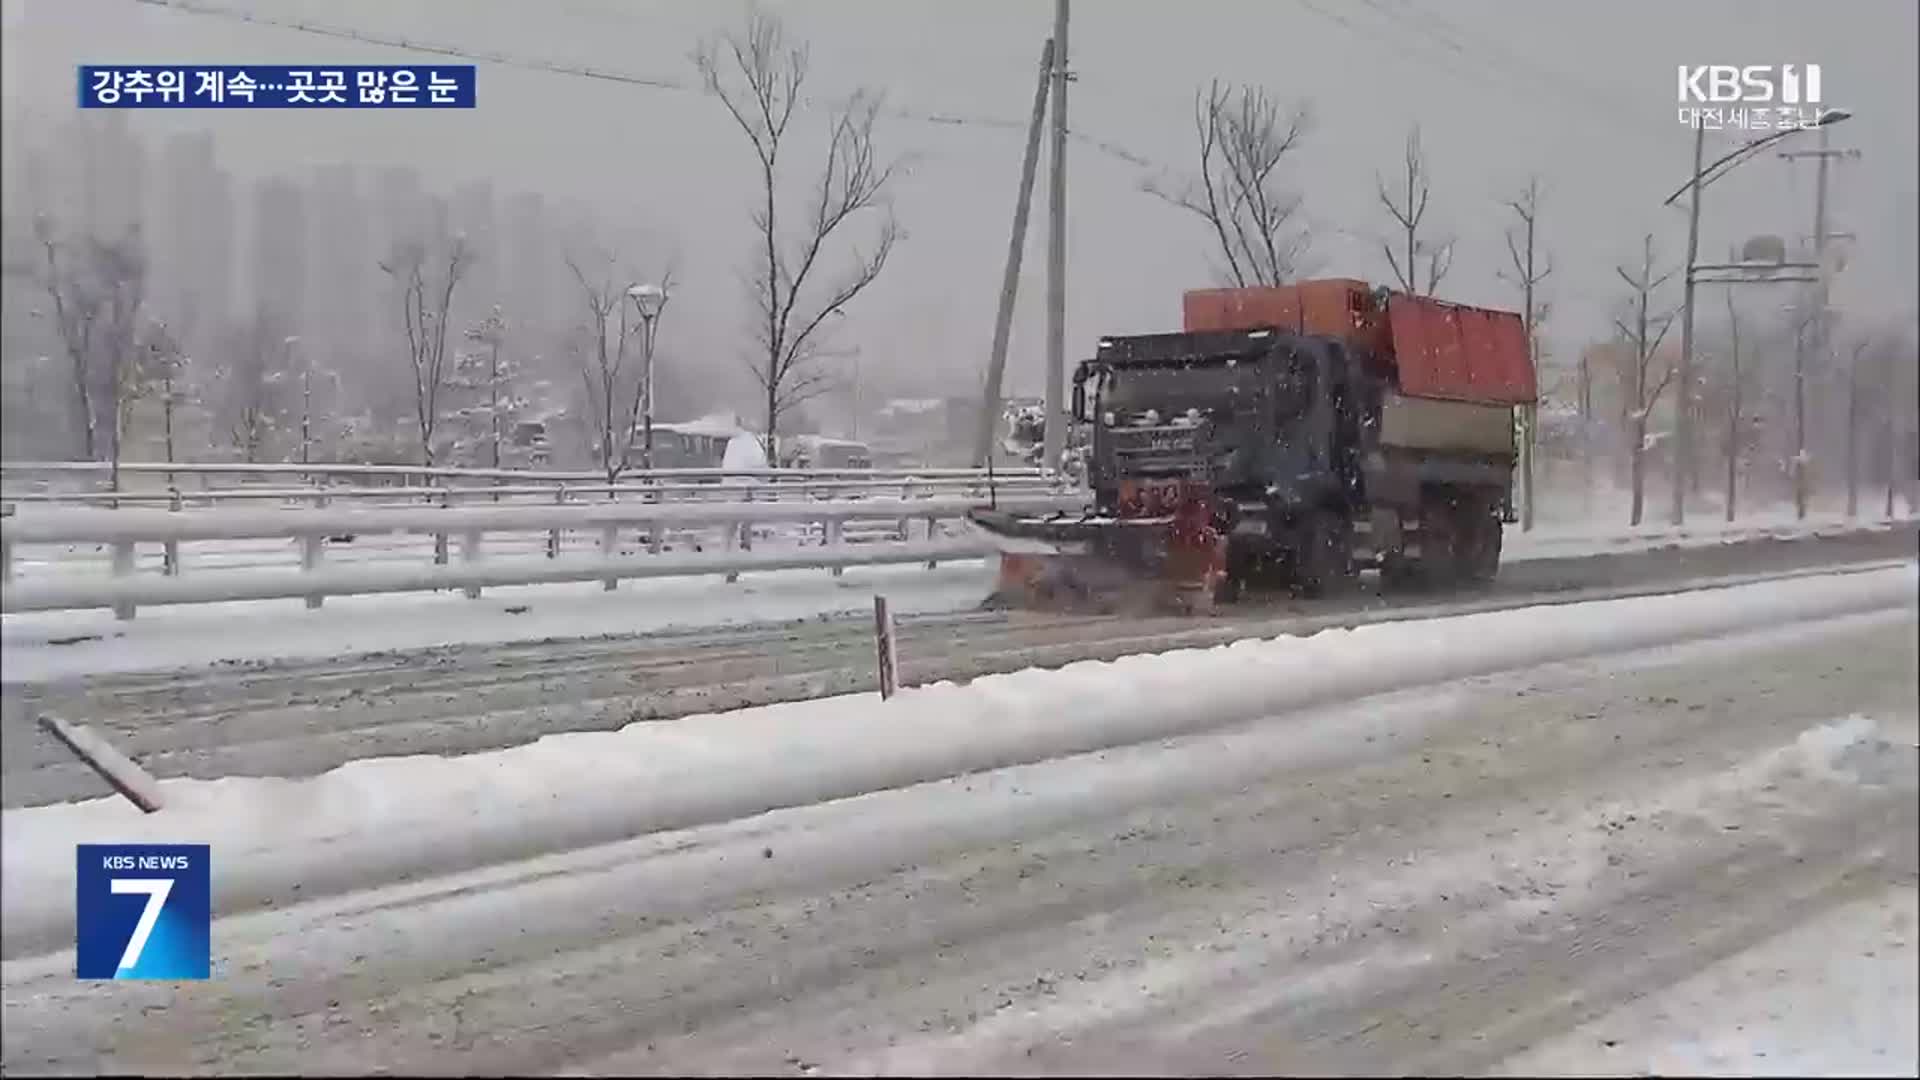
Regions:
[[78, 65, 476, 108]]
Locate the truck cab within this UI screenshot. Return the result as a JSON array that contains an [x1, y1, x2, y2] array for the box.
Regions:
[[1073, 328, 1356, 514]]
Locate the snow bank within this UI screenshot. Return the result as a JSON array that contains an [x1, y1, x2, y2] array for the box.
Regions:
[[1506, 509, 1914, 559], [2, 564, 1913, 960]]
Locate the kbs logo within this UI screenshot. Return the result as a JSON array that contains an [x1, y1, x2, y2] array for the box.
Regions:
[[1678, 64, 1822, 105], [75, 844, 210, 980]]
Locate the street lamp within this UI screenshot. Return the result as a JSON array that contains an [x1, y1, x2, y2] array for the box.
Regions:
[[626, 282, 669, 471], [1661, 108, 1851, 526]]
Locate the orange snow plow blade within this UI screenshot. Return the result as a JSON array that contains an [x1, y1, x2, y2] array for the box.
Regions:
[[966, 493, 1228, 616]]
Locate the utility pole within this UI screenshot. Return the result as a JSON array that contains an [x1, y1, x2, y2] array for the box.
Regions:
[[975, 36, 1054, 467], [1670, 120, 1705, 525], [1803, 124, 1829, 521], [1042, 0, 1070, 476], [1779, 124, 1860, 520]]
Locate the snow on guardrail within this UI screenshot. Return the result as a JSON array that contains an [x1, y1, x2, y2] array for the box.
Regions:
[[0, 493, 1085, 618]]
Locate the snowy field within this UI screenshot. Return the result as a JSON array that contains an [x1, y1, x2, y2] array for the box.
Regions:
[[2, 569, 1914, 1074], [4, 507, 1911, 683]]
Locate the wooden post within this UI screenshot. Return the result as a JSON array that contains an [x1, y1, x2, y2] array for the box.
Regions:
[[110, 540, 135, 621], [600, 524, 620, 591], [827, 517, 844, 577], [301, 534, 324, 609], [38, 712, 164, 813], [433, 489, 450, 566], [162, 489, 181, 577], [873, 594, 899, 700], [724, 517, 741, 585], [462, 528, 483, 600], [548, 486, 566, 559]]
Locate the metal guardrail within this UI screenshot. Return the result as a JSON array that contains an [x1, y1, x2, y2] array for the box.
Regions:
[[1, 459, 1055, 484], [1, 460, 1069, 512], [0, 493, 1084, 619], [0, 478, 1064, 508]]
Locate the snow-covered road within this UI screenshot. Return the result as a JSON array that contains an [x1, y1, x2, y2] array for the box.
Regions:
[[3, 601, 1914, 1075], [3, 523, 1914, 809]]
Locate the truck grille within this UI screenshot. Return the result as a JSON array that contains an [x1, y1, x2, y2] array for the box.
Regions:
[[1106, 424, 1207, 475]]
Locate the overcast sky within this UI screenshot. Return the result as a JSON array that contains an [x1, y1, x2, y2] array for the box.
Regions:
[[5, 0, 1915, 402]]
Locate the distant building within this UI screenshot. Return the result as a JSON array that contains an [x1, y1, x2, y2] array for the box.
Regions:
[[502, 190, 557, 347], [306, 162, 372, 371], [865, 396, 983, 467], [783, 434, 873, 470], [642, 412, 752, 469], [248, 175, 305, 332], [371, 165, 428, 261], [449, 180, 499, 328], [77, 112, 144, 239]]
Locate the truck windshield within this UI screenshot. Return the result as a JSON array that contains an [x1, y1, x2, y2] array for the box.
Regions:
[[1101, 352, 1311, 419]]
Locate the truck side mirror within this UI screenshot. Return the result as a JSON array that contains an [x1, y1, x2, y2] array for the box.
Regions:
[[1071, 378, 1086, 424]]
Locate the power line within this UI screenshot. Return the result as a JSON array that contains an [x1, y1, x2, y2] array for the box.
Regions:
[[1385, 0, 1673, 131], [1297, 0, 1692, 159], [128, 0, 687, 89], [124, 0, 1175, 177]]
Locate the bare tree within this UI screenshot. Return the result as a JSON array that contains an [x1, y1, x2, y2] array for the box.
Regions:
[[1886, 331, 1917, 520], [215, 308, 291, 464], [380, 235, 473, 467], [1575, 342, 1603, 514], [1146, 81, 1313, 286], [132, 318, 188, 471], [695, 6, 901, 462], [1612, 234, 1679, 526], [1701, 290, 1799, 521], [1888, 331, 1917, 520], [1497, 175, 1552, 530], [564, 252, 676, 485], [30, 216, 105, 458], [1843, 332, 1876, 519], [450, 306, 523, 470], [90, 233, 148, 492], [1714, 290, 1753, 521], [1376, 125, 1453, 296]]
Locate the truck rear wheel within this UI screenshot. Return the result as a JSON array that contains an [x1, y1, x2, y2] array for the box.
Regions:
[[1456, 502, 1503, 585], [1382, 496, 1457, 592], [1214, 538, 1250, 605], [1295, 510, 1357, 597]]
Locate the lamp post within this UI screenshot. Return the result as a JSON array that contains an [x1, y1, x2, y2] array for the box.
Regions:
[[626, 282, 668, 472], [1661, 108, 1852, 526]]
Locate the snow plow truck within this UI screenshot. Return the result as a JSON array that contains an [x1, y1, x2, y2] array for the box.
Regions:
[[967, 278, 1538, 614]]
